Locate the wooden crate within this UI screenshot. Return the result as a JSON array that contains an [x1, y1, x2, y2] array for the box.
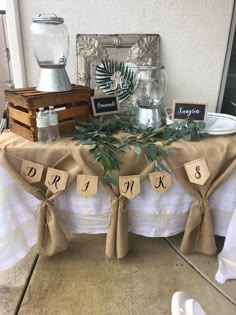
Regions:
[[5, 85, 94, 141]]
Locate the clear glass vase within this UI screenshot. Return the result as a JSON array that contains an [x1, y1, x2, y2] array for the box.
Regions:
[[135, 65, 167, 128]]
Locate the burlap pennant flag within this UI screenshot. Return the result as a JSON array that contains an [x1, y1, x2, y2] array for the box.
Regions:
[[77, 174, 98, 198], [184, 158, 210, 186], [45, 168, 69, 193], [21, 159, 44, 184], [119, 175, 140, 200], [149, 170, 172, 192]]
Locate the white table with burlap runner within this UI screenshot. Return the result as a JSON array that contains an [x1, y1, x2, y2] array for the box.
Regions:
[[0, 131, 236, 268]]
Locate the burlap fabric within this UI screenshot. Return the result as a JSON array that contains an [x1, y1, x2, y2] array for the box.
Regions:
[[0, 134, 82, 255], [0, 132, 235, 258], [72, 139, 156, 258], [165, 135, 236, 255]]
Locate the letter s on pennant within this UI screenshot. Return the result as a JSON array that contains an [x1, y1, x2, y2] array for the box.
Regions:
[[184, 158, 210, 185]]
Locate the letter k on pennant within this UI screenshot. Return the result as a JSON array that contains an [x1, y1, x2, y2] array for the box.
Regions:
[[149, 170, 172, 192]]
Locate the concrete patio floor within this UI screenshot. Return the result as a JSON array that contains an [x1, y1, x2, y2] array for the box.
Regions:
[[1, 233, 236, 315]]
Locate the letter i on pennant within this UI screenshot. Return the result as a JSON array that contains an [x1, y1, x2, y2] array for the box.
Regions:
[[77, 175, 98, 198], [21, 159, 44, 183], [184, 158, 210, 185]]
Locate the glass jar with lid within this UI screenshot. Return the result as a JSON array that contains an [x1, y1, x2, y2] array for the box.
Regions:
[[31, 14, 72, 92]]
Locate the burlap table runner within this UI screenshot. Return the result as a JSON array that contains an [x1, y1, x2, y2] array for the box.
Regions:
[[70, 140, 157, 258], [0, 131, 235, 258], [165, 135, 236, 255], [0, 133, 82, 255]]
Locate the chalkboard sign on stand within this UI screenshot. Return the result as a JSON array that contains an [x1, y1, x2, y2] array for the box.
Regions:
[[91, 95, 120, 116], [172, 101, 208, 122]]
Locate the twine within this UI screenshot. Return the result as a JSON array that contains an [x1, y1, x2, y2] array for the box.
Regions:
[[2, 150, 209, 179]]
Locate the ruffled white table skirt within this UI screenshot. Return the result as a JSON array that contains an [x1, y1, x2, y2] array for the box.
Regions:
[[0, 165, 236, 283]]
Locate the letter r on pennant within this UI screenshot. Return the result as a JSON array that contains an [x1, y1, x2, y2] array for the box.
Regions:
[[45, 168, 68, 193]]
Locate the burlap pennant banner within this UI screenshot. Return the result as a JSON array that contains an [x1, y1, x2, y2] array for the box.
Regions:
[[119, 175, 140, 199], [13, 152, 212, 195], [21, 159, 44, 184], [77, 174, 98, 198], [45, 168, 69, 193], [184, 158, 210, 186], [149, 170, 172, 192]]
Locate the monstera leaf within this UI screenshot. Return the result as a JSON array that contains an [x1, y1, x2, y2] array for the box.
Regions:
[[95, 59, 137, 103]]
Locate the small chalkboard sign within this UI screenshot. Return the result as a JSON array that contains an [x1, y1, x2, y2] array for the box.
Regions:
[[91, 95, 120, 116], [172, 101, 208, 122]]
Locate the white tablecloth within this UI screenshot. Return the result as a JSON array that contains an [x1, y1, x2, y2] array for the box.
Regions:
[[0, 165, 236, 283]]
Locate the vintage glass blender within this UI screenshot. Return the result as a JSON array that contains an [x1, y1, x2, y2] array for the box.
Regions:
[[135, 65, 167, 128]]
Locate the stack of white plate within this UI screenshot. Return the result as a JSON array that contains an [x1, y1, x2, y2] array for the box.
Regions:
[[164, 108, 236, 135]]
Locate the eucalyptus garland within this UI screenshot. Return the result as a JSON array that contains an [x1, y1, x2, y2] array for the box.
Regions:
[[64, 113, 207, 186]]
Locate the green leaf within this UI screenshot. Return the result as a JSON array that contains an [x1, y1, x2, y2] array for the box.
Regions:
[[200, 132, 209, 138], [179, 121, 187, 127], [106, 174, 118, 186], [183, 134, 192, 141], [89, 143, 97, 150], [165, 138, 175, 145], [79, 139, 95, 145], [68, 111, 206, 185], [180, 127, 188, 136], [159, 162, 171, 174], [172, 122, 179, 129], [96, 58, 136, 102], [198, 121, 206, 129], [134, 145, 142, 156]]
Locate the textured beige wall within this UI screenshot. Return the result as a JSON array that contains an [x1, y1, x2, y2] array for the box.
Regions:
[[18, 0, 234, 111]]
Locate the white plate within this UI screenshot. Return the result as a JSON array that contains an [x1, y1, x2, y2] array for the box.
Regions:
[[203, 112, 236, 135], [165, 108, 236, 135]]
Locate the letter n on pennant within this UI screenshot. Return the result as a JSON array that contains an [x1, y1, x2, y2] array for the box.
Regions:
[[77, 175, 98, 198], [184, 158, 210, 186], [21, 159, 44, 184], [119, 175, 140, 200], [45, 168, 68, 193], [149, 170, 172, 192]]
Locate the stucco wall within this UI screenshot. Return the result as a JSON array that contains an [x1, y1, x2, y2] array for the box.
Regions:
[[18, 0, 234, 111]]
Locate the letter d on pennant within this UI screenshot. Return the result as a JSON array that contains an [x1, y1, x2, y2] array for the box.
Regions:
[[21, 159, 44, 184]]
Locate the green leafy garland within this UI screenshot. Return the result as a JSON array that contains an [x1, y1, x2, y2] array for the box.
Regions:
[[64, 112, 208, 185], [162, 120, 208, 145]]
